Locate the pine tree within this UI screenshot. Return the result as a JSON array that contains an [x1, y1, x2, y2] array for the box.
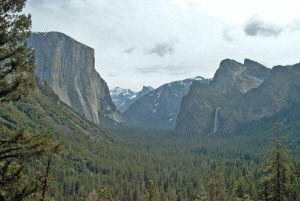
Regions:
[[98, 188, 114, 201], [260, 122, 291, 201], [194, 185, 207, 201], [0, 1, 63, 200], [166, 185, 177, 201], [0, 0, 36, 102], [0, 126, 63, 200], [234, 177, 246, 200], [146, 180, 158, 201], [207, 170, 225, 201]]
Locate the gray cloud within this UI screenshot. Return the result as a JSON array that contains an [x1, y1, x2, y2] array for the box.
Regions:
[[136, 65, 193, 76], [222, 29, 235, 42], [25, 0, 300, 91], [124, 46, 136, 54], [146, 42, 174, 57], [244, 16, 282, 37]]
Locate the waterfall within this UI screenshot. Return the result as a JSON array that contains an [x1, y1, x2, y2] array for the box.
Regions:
[[208, 107, 220, 136]]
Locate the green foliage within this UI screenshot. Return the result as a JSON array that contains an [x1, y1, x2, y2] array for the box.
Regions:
[[2, 2, 299, 201], [0, 160, 41, 201], [207, 170, 225, 201], [0, 125, 63, 200], [146, 180, 158, 201], [98, 188, 115, 201], [258, 123, 296, 201], [194, 185, 207, 201], [0, 2, 65, 199], [234, 177, 247, 200], [1, 78, 300, 200], [0, 0, 36, 102], [0, 127, 63, 160], [0, 78, 118, 200]]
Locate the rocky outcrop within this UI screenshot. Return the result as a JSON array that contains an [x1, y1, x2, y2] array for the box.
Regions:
[[27, 32, 125, 125], [209, 59, 270, 94], [176, 82, 223, 135], [123, 76, 210, 128], [110, 86, 154, 113], [175, 59, 298, 136], [241, 64, 300, 122]]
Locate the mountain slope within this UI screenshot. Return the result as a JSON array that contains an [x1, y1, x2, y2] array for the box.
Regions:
[[110, 86, 154, 113], [27, 32, 125, 125], [123, 76, 210, 128], [0, 77, 114, 140], [176, 59, 300, 136], [0, 77, 123, 199], [241, 63, 300, 122]]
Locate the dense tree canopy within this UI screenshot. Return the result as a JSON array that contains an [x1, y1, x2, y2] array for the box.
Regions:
[[0, 1, 299, 201]]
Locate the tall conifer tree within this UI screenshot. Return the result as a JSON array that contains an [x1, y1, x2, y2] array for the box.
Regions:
[[0, 0, 36, 102], [260, 122, 291, 201], [0, 1, 63, 200]]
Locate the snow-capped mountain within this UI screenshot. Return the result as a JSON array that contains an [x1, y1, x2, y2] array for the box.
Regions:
[[110, 86, 154, 113], [123, 76, 211, 128]]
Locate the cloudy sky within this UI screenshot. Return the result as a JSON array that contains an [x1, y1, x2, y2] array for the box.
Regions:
[[24, 0, 300, 91]]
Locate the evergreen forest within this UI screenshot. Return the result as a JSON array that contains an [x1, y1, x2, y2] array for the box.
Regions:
[[0, 0, 299, 200]]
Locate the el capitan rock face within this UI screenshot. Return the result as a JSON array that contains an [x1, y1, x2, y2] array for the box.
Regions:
[[27, 32, 125, 125], [175, 59, 300, 136]]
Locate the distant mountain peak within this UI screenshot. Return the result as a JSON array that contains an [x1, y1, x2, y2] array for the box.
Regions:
[[123, 76, 211, 128], [175, 59, 300, 137], [210, 58, 270, 94], [110, 86, 154, 113], [141, 86, 154, 91]]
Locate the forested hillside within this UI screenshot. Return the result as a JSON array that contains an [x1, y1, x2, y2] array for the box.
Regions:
[[1, 1, 299, 200], [2, 80, 300, 200]]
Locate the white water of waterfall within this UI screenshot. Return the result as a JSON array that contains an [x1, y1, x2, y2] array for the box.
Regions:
[[208, 107, 220, 136]]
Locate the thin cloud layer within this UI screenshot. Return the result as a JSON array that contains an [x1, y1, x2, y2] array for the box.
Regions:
[[244, 16, 282, 37], [146, 42, 175, 57], [124, 46, 136, 54], [24, 0, 300, 90], [222, 29, 235, 42], [136, 65, 193, 76]]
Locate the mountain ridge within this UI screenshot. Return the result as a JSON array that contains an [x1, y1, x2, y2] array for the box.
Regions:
[[110, 86, 154, 113], [123, 76, 211, 128], [176, 59, 300, 136]]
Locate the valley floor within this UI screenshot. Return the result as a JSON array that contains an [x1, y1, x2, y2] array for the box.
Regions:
[[47, 125, 300, 201]]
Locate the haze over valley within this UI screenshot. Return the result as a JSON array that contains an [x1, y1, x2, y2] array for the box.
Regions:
[[1, 1, 300, 200]]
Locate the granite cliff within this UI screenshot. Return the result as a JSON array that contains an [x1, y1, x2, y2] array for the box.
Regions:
[[27, 32, 125, 125], [175, 59, 295, 136], [241, 63, 300, 122], [209, 59, 270, 95]]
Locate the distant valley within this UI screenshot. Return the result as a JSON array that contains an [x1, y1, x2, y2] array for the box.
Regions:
[[1, 30, 299, 201], [110, 86, 154, 113], [3, 1, 300, 200], [26, 31, 300, 137], [122, 76, 210, 128]]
